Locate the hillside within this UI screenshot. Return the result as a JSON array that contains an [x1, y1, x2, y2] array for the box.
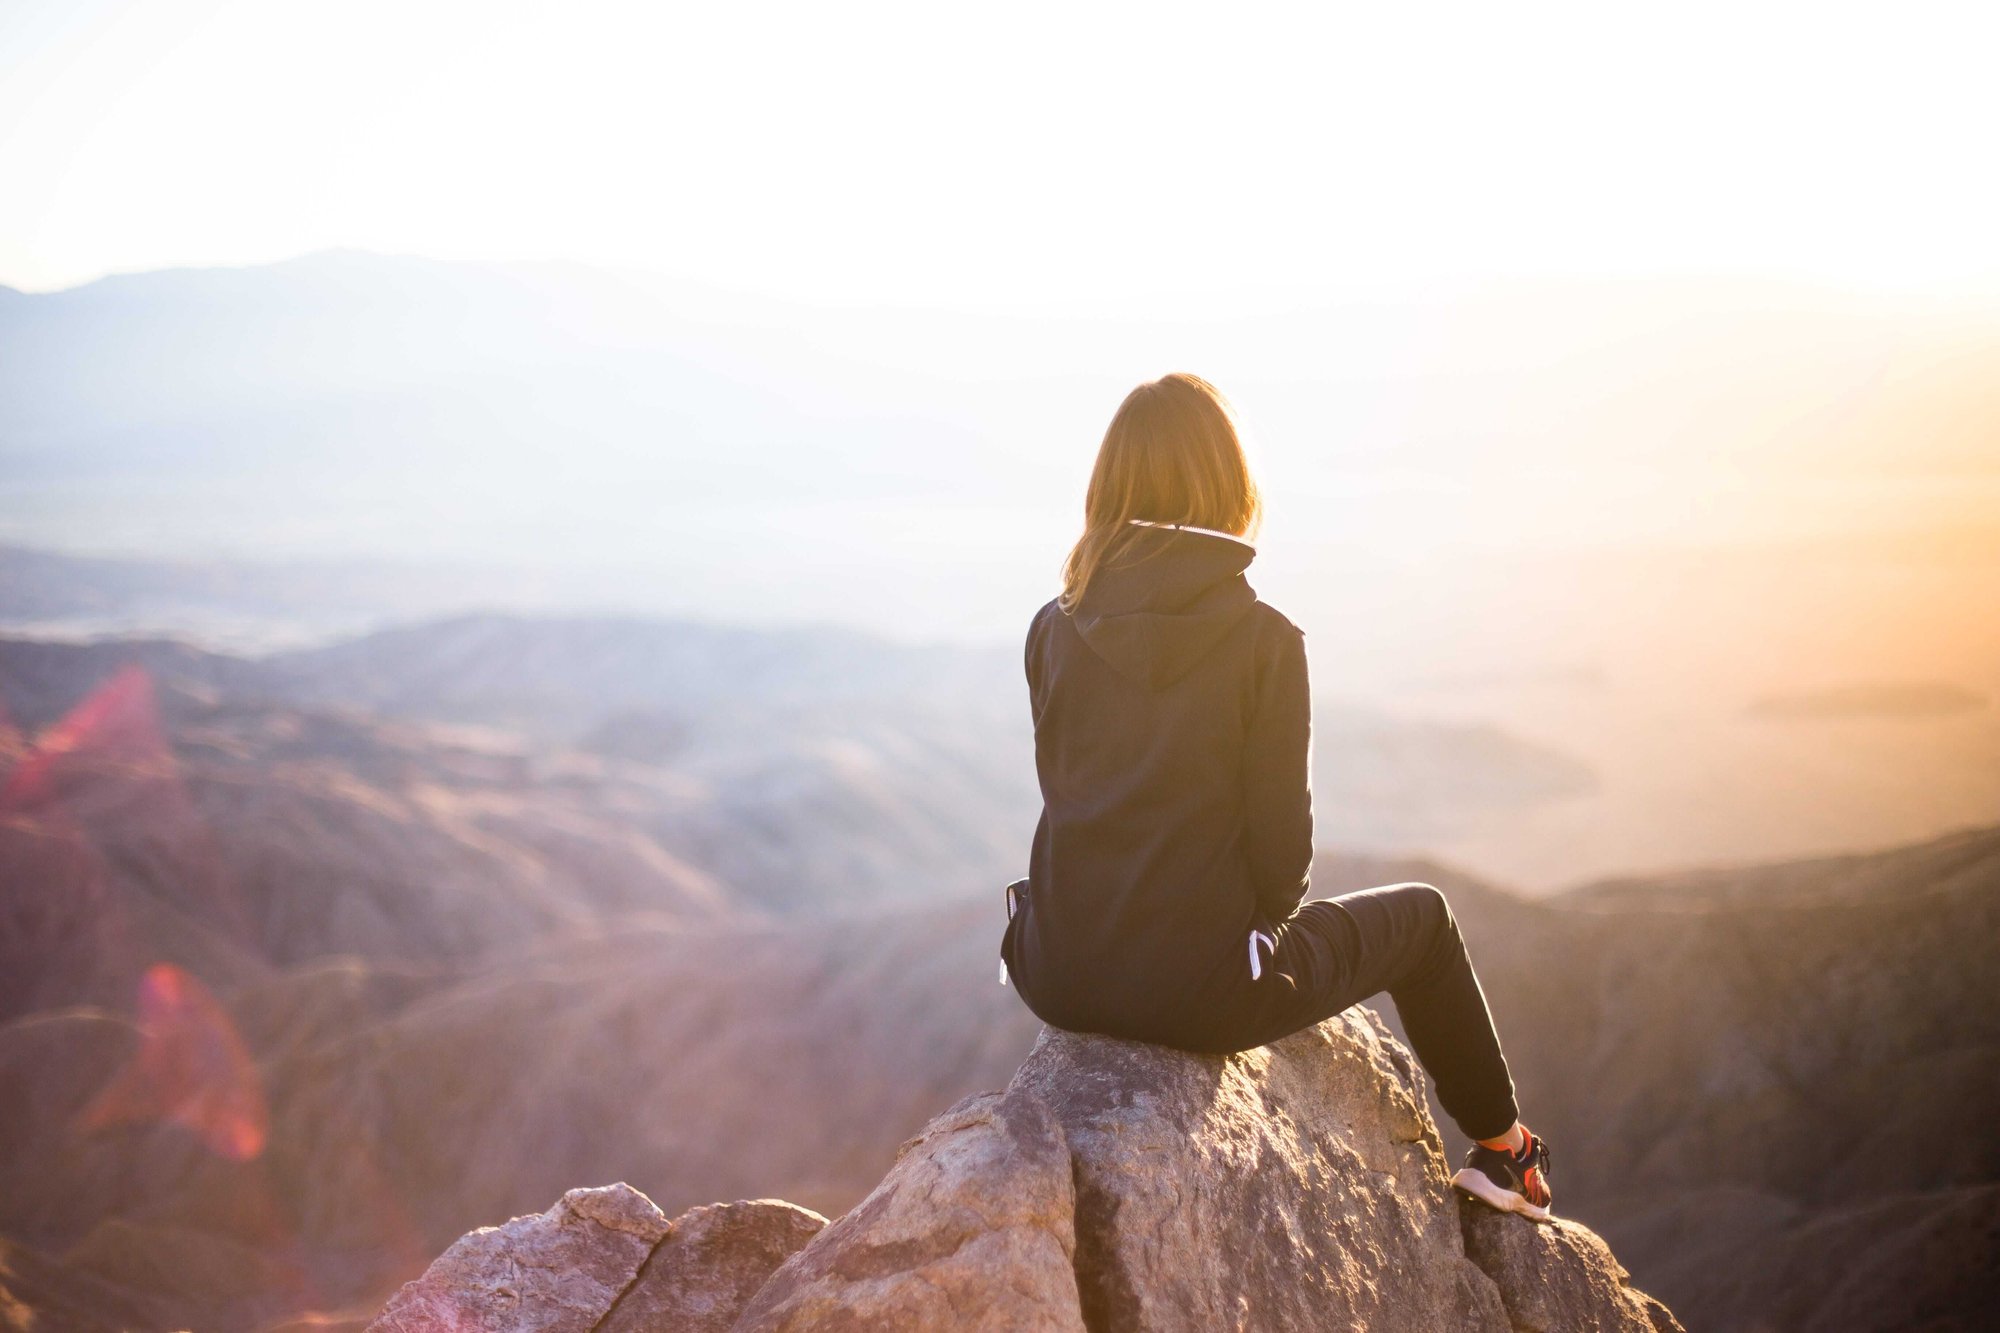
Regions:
[[5, 828, 1992, 1329], [0, 624, 1595, 911], [1, 622, 1993, 1329], [1313, 833, 2000, 1331]]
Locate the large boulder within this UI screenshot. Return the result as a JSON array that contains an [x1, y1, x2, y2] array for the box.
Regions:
[[733, 1086, 1086, 1331], [375, 1010, 1681, 1331], [369, 1184, 671, 1333], [368, 1186, 824, 1333], [742, 1009, 1679, 1332], [1012, 1013, 1500, 1331], [599, 1200, 828, 1333]]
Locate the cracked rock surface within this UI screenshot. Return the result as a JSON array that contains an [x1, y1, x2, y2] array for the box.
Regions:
[[369, 1184, 671, 1333], [372, 1011, 1680, 1331], [600, 1200, 828, 1333], [1461, 1199, 1684, 1333], [367, 1187, 824, 1333]]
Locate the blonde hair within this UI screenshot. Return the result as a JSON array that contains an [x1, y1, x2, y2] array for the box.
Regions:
[[1058, 373, 1262, 613]]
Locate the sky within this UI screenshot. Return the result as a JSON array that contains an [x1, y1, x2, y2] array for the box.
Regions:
[[3, 0, 1999, 305], [2, 0, 1996, 886]]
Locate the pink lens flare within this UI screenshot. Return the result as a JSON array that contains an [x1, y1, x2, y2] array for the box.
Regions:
[[2, 664, 170, 811], [78, 962, 270, 1162]]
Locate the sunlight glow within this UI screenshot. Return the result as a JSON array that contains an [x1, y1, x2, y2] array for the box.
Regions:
[[3, 0, 1998, 302]]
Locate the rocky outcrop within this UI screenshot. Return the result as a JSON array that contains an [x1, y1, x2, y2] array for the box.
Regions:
[[369, 1187, 825, 1333], [734, 1085, 1084, 1331], [369, 1185, 670, 1333], [1461, 1202, 1681, 1333], [374, 1010, 1679, 1332], [598, 1201, 828, 1333]]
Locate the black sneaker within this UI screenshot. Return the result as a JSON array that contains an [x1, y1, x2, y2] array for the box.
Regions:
[[1452, 1127, 1554, 1221]]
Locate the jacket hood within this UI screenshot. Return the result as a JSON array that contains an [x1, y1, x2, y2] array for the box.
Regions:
[[1069, 525, 1259, 689]]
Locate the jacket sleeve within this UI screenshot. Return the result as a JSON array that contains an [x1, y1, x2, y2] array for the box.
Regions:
[[1242, 621, 1314, 921], [1025, 602, 1056, 726]]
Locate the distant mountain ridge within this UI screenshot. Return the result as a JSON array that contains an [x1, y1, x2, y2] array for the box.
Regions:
[[5, 250, 1995, 626], [267, 612, 1013, 736], [0, 617, 1599, 901], [0, 251, 1025, 601]]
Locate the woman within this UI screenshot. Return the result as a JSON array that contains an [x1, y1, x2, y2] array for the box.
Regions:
[[998, 372, 1553, 1221]]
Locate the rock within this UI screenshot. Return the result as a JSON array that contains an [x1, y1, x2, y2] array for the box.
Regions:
[[734, 1009, 1679, 1331], [376, 1011, 1680, 1332], [736, 1008, 1681, 1331], [367, 1186, 828, 1333], [368, 1184, 670, 1333], [1012, 1012, 1508, 1332], [733, 1088, 1086, 1331], [1460, 1201, 1687, 1332], [600, 1200, 827, 1333]]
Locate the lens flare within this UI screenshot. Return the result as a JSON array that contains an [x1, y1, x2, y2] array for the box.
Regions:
[[1, 664, 166, 811], [78, 962, 270, 1162]]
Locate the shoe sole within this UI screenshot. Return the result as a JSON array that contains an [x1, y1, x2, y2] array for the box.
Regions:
[[1451, 1167, 1554, 1223]]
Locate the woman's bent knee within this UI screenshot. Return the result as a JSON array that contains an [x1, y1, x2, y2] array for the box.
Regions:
[[1389, 881, 1456, 934], [1391, 883, 1467, 982]]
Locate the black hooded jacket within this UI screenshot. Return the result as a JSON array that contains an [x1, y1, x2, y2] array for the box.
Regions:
[[1002, 522, 1314, 1044]]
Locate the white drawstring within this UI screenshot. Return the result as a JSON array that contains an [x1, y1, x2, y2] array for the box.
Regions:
[[999, 880, 1023, 985], [1247, 928, 1276, 981]]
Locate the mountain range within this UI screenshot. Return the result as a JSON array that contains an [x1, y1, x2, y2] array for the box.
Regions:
[[5, 252, 1997, 890], [1, 614, 1993, 1329]]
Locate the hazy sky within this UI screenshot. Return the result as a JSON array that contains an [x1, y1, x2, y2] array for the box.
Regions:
[[3, 0, 1998, 303]]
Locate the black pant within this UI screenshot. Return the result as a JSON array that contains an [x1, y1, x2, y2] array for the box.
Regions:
[[1179, 882, 1520, 1143]]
